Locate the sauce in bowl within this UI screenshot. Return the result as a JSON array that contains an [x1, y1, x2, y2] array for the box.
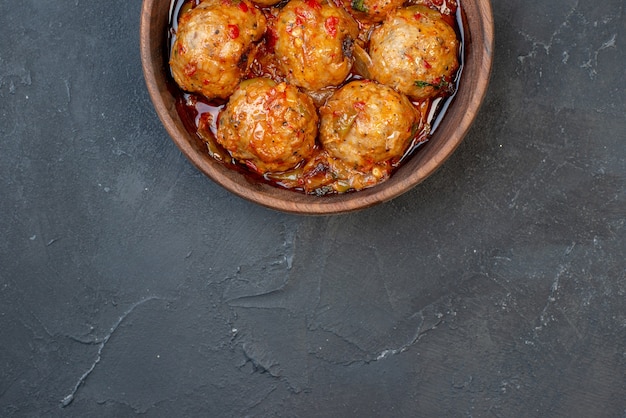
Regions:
[[167, 0, 464, 195]]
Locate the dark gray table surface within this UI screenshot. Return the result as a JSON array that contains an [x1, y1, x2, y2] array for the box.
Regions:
[[1, 0, 625, 416]]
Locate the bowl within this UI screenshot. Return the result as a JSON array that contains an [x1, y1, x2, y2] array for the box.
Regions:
[[140, 0, 494, 215]]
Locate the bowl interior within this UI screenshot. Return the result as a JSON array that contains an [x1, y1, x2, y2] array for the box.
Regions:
[[140, 0, 494, 215]]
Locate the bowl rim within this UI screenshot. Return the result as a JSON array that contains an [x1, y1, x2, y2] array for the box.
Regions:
[[139, 0, 495, 215]]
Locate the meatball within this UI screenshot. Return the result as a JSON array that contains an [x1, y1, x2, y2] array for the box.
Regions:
[[319, 80, 421, 171], [369, 5, 459, 100], [273, 0, 359, 91], [217, 78, 318, 174], [169, 0, 266, 100], [340, 0, 404, 25]]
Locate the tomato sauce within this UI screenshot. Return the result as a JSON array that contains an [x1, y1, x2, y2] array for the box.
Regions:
[[167, 0, 465, 194]]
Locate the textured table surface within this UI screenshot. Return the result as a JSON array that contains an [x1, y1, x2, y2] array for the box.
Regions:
[[1, 0, 625, 416]]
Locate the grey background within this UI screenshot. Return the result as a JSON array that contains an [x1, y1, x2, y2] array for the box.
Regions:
[[1, 0, 624, 416]]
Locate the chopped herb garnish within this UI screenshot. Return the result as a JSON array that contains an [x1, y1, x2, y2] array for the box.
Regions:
[[351, 0, 368, 13], [415, 78, 450, 89], [415, 80, 433, 88]]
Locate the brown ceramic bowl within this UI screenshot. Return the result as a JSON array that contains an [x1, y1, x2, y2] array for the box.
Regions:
[[140, 0, 494, 215]]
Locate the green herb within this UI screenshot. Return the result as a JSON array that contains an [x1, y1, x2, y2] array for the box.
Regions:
[[415, 80, 433, 88], [410, 122, 420, 137], [414, 78, 450, 89], [351, 0, 368, 13]]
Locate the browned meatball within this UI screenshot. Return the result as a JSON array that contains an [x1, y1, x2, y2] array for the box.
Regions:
[[319, 80, 421, 172], [169, 0, 266, 100], [273, 0, 359, 91], [216, 78, 318, 174], [369, 5, 459, 100]]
